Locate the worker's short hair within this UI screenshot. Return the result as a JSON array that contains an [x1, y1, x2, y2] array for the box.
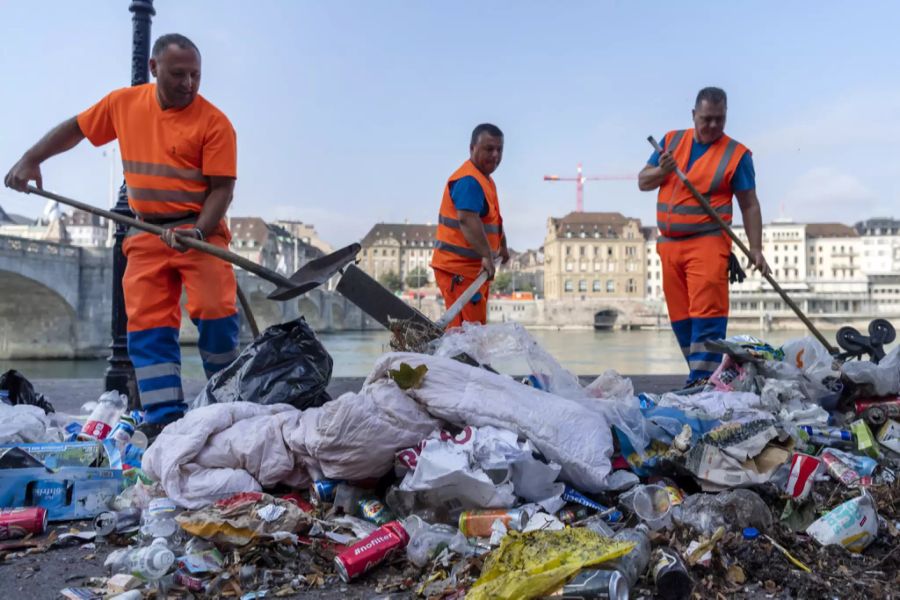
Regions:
[[471, 123, 504, 147], [695, 87, 727, 108], [152, 33, 201, 59]]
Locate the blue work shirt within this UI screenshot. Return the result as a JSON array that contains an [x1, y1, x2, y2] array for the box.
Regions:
[[449, 176, 488, 216], [648, 134, 755, 192]]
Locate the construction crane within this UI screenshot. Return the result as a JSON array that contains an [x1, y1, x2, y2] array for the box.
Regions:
[[543, 163, 636, 213]]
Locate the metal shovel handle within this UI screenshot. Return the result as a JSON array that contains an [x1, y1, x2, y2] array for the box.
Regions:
[[26, 185, 294, 289]]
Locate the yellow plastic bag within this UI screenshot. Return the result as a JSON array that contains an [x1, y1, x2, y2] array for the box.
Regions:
[[467, 528, 634, 600]]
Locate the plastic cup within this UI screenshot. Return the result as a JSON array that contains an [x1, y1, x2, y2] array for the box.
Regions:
[[631, 484, 672, 530]]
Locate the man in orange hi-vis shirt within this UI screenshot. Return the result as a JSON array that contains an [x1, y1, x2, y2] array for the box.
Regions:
[[5, 34, 239, 437]]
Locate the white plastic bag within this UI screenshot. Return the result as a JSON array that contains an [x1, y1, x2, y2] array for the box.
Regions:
[[842, 347, 900, 396]]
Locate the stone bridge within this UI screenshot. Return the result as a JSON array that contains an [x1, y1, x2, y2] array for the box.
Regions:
[[0, 234, 374, 359]]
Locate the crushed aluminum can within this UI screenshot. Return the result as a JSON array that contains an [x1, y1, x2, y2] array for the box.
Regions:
[[311, 479, 342, 504], [334, 520, 409, 582], [799, 425, 852, 441], [357, 497, 394, 526], [821, 450, 871, 488], [541, 568, 629, 599], [0, 507, 47, 540], [93, 507, 142, 537], [459, 508, 529, 538]]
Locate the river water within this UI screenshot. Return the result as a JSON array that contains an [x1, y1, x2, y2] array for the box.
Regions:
[[0, 328, 834, 380]]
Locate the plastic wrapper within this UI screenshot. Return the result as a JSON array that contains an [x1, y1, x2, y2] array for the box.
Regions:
[[397, 425, 563, 509], [435, 324, 652, 459], [842, 346, 900, 396], [403, 515, 473, 567], [433, 322, 584, 399], [806, 493, 879, 553], [672, 489, 772, 536], [193, 317, 333, 410], [175, 492, 312, 546], [467, 527, 634, 600], [0, 403, 65, 444]]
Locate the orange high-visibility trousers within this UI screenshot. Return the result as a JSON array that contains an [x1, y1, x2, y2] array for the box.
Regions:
[[433, 267, 491, 329], [122, 225, 239, 421], [657, 233, 730, 382]]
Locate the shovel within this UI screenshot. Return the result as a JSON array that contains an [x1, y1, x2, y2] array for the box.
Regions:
[[647, 136, 837, 353], [337, 264, 493, 339], [25, 185, 360, 302]]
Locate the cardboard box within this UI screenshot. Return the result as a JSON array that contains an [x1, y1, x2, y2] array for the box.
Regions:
[[0, 441, 123, 521]]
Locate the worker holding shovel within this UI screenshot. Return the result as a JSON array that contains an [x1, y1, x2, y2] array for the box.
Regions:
[[5, 34, 239, 438], [431, 124, 510, 328], [639, 87, 769, 385]]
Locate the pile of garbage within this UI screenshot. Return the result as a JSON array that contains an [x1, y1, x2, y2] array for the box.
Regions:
[[1, 320, 899, 599]]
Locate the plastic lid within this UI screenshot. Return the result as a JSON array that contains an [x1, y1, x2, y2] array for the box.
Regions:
[[743, 527, 759, 540], [151, 548, 175, 571]]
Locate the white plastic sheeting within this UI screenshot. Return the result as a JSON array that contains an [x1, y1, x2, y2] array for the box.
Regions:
[[144, 351, 621, 508]]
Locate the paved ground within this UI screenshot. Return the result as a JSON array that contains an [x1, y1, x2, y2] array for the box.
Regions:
[[0, 374, 683, 599]]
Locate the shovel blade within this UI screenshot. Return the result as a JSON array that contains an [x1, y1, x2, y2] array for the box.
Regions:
[[335, 264, 441, 335], [266, 243, 361, 301]]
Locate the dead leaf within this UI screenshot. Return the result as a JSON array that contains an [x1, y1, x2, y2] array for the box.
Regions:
[[725, 565, 746, 585], [765, 579, 778, 593]]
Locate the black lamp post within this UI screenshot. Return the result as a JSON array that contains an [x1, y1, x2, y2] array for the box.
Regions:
[[105, 0, 155, 408]]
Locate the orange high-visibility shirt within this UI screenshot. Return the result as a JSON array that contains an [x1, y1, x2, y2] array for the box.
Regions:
[[77, 83, 236, 220]]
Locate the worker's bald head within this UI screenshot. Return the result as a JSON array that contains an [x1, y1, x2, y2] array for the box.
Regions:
[[150, 34, 201, 110]]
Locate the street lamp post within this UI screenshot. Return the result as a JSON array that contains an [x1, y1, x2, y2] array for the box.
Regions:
[[105, 0, 155, 408]]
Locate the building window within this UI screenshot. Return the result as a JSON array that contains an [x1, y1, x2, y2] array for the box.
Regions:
[[625, 246, 636, 257], [626, 279, 636, 293], [606, 280, 615, 293], [579, 279, 587, 292], [579, 246, 586, 257], [593, 280, 601, 291], [566, 262, 573, 272], [607, 247, 614, 257], [565, 246, 571, 257], [564, 280, 573, 292]]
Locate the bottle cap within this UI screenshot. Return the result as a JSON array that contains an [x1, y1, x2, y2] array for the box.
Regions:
[[742, 527, 759, 540]]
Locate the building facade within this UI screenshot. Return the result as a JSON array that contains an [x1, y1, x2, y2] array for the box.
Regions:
[[543, 212, 646, 301], [358, 223, 437, 285]]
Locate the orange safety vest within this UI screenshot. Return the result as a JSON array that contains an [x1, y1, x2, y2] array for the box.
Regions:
[[431, 160, 503, 279], [656, 129, 749, 240]]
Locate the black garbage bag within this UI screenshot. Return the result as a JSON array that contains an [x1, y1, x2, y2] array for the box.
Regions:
[[0, 370, 55, 413], [192, 317, 333, 410]]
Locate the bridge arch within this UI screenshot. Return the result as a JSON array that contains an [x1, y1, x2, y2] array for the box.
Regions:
[[0, 270, 77, 358]]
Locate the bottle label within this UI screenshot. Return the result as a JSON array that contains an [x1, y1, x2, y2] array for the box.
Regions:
[[81, 420, 112, 440]]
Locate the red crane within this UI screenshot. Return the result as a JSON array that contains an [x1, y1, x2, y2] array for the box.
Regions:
[[544, 163, 636, 212]]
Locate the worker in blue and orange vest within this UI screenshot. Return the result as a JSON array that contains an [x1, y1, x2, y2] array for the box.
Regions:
[[639, 87, 770, 385], [5, 34, 240, 438], [431, 124, 510, 328]]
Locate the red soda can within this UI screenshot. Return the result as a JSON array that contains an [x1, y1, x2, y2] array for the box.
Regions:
[[0, 507, 48, 540], [334, 520, 410, 582]]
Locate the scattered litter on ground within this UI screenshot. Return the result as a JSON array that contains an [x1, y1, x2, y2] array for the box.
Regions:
[[1, 323, 898, 599]]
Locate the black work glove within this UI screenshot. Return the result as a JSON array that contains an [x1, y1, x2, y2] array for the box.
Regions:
[[728, 252, 746, 284]]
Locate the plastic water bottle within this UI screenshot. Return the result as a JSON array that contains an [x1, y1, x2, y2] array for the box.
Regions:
[[129, 538, 175, 580], [79, 391, 127, 440], [105, 538, 175, 581], [610, 524, 651, 587], [140, 497, 181, 539]]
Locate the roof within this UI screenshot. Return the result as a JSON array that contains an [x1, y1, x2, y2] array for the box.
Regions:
[[361, 223, 437, 247], [0, 204, 33, 225], [806, 223, 858, 238], [230, 217, 270, 244], [61, 209, 104, 227], [548, 212, 640, 239]]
